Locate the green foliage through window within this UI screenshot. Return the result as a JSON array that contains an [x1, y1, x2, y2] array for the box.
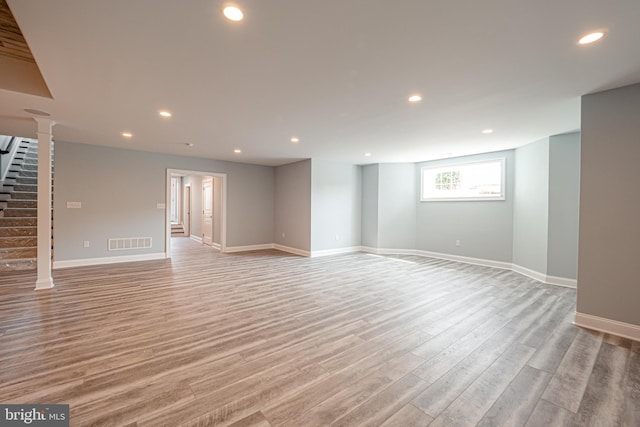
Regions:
[[435, 171, 460, 190], [421, 158, 505, 201]]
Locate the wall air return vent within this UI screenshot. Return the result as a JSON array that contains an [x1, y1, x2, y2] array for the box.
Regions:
[[108, 237, 152, 251]]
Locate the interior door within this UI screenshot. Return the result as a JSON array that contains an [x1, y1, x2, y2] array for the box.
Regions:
[[170, 177, 180, 223], [202, 178, 213, 245], [184, 185, 191, 237]]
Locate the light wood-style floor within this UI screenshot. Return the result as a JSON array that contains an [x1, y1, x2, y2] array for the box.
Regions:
[[1, 238, 638, 426]]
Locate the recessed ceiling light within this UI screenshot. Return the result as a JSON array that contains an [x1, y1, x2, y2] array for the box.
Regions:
[[408, 94, 422, 103], [364, 152, 372, 157], [290, 137, 300, 143], [482, 129, 494, 134], [121, 132, 133, 138], [223, 5, 244, 21], [234, 149, 242, 154], [159, 110, 172, 118], [578, 31, 605, 45], [24, 108, 51, 117]]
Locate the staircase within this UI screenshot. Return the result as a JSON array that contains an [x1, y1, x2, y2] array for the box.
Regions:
[[171, 223, 185, 237], [0, 139, 41, 271]]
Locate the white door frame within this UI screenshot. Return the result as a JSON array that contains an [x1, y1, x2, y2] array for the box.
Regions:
[[170, 176, 182, 224], [183, 184, 191, 237], [165, 168, 227, 258], [201, 177, 214, 246]]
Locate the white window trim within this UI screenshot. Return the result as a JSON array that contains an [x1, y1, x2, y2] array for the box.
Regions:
[[420, 157, 506, 202]]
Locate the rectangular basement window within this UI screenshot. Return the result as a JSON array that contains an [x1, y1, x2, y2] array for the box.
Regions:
[[421, 158, 505, 201]]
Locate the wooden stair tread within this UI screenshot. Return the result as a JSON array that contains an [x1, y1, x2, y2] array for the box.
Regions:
[[0, 236, 37, 248], [0, 258, 36, 271], [0, 247, 37, 259]]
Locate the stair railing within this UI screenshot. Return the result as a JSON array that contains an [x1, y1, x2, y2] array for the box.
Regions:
[[1, 136, 20, 182]]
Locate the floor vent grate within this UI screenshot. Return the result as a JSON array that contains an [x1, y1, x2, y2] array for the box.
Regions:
[[108, 237, 152, 251]]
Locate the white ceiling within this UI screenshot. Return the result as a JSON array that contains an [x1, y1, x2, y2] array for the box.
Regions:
[[2, 0, 640, 166]]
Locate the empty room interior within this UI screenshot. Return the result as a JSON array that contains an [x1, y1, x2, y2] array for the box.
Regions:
[[0, 1, 639, 426]]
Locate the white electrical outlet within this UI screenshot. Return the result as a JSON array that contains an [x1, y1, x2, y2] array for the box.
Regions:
[[83, 240, 90, 248], [455, 240, 461, 247], [335, 234, 340, 241], [281, 232, 285, 238]]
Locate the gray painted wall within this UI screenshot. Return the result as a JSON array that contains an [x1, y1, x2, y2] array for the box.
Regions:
[[512, 138, 550, 272], [415, 150, 515, 262], [377, 163, 416, 249], [311, 159, 362, 251], [361, 164, 379, 248], [52, 128, 581, 281], [274, 160, 311, 251], [578, 83, 640, 326], [53, 141, 274, 261], [547, 132, 580, 279]]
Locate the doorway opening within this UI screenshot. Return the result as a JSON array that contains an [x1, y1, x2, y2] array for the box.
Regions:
[[169, 176, 186, 237], [200, 176, 223, 248], [165, 168, 227, 259]]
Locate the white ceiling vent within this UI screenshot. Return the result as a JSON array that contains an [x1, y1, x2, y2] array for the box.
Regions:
[[108, 237, 152, 251]]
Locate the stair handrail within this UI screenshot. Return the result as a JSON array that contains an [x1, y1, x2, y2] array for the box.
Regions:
[[1, 136, 20, 182], [0, 135, 14, 154]]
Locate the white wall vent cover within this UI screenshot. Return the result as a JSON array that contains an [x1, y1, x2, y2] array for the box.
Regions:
[[108, 237, 152, 251]]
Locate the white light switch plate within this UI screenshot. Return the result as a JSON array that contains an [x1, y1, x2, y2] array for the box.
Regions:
[[67, 201, 82, 209]]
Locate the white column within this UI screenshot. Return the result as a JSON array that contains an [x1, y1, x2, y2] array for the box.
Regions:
[[34, 118, 55, 290]]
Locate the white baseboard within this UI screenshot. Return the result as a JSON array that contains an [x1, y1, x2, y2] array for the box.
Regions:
[[360, 246, 378, 254], [545, 274, 577, 289], [416, 249, 513, 270], [189, 235, 220, 250], [574, 312, 640, 342], [361, 246, 416, 256], [512, 265, 577, 288], [223, 243, 361, 258], [511, 263, 548, 283], [363, 246, 511, 270], [360, 247, 574, 288], [273, 244, 310, 257], [311, 246, 361, 258], [53, 252, 166, 269], [59, 239, 576, 290], [224, 244, 274, 253]]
